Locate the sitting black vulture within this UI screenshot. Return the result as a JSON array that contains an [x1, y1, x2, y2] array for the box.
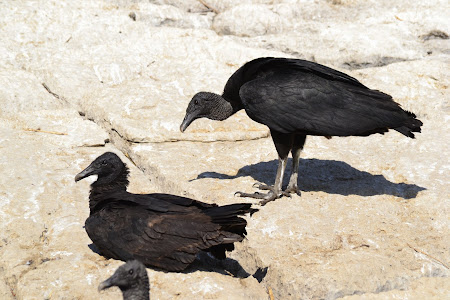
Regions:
[[75, 152, 256, 271], [98, 260, 149, 300], [180, 57, 422, 205]]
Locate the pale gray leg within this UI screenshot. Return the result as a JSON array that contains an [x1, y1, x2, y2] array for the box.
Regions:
[[285, 135, 306, 195], [235, 130, 293, 205], [235, 156, 290, 205]]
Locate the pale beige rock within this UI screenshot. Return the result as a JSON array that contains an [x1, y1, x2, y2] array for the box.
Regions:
[[82, 81, 269, 143], [16, 258, 267, 299], [0, 279, 11, 300], [92, 56, 448, 299], [1, 0, 448, 299], [342, 277, 450, 299], [110, 2, 214, 28], [0, 66, 267, 300], [0, 70, 65, 116], [0, 110, 124, 297], [353, 59, 449, 119], [227, 1, 449, 68], [213, 4, 286, 36], [144, 0, 207, 13], [0, 116, 267, 299], [70, 27, 280, 142], [92, 56, 449, 298], [207, 0, 276, 13]]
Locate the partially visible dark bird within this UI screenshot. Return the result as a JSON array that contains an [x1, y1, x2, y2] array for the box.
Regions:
[[180, 57, 423, 205], [98, 260, 150, 300], [75, 152, 256, 271]]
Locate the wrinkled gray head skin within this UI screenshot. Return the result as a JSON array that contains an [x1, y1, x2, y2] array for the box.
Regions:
[[180, 92, 222, 132], [74, 152, 125, 183], [98, 260, 149, 300]]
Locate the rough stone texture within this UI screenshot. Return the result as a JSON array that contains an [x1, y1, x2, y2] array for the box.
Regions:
[[218, 1, 449, 68], [214, 4, 286, 36], [1, 0, 449, 299], [341, 277, 449, 299], [0, 69, 267, 299]]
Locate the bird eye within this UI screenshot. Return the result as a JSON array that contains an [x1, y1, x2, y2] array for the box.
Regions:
[[129, 269, 134, 275], [101, 160, 107, 166], [194, 99, 199, 105]]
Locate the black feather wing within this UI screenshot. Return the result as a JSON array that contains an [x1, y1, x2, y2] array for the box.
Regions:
[[223, 57, 367, 105], [85, 201, 242, 271], [239, 70, 411, 136], [95, 191, 217, 213], [146, 193, 218, 209]]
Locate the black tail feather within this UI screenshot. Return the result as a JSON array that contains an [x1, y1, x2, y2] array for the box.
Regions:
[[204, 203, 257, 259], [394, 111, 423, 138], [205, 203, 257, 221]]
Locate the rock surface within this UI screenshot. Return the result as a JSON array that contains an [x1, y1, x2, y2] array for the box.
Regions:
[[0, 0, 448, 299]]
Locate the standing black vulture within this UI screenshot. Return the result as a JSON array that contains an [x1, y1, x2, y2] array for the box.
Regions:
[[75, 152, 256, 271], [98, 260, 149, 300], [180, 57, 422, 205]]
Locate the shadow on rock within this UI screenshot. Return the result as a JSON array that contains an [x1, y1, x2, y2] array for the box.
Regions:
[[184, 252, 268, 281], [193, 158, 426, 199], [87, 244, 266, 279]]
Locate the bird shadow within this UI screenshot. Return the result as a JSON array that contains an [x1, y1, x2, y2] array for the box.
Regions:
[[192, 158, 426, 199], [87, 244, 266, 280], [183, 252, 268, 282]]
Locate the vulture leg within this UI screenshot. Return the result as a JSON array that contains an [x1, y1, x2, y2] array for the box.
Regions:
[[235, 131, 292, 205], [284, 135, 306, 195], [235, 156, 289, 204]]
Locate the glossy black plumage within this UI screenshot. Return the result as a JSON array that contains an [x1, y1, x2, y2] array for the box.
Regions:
[[224, 57, 421, 137], [180, 57, 422, 204], [75, 152, 256, 271]]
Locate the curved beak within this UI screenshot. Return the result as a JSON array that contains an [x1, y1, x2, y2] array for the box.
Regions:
[[180, 112, 197, 133], [75, 163, 96, 182], [98, 276, 115, 292]]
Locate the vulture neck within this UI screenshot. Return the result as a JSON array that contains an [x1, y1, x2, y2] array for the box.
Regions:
[[88, 166, 130, 212], [209, 93, 241, 121], [121, 275, 150, 300]]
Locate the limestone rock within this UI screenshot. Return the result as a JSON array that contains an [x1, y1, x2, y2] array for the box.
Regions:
[[122, 2, 214, 28], [81, 76, 269, 143], [94, 58, 449, 299], [0, 70, 65, 117], [0, 115, 267, 299], [207, 0, 277, 13], [1, 0, 448, 299], [341, 277, 450, 299], [213, 4, 286, 36], [227, 0, 449, 68], [146, 0, 208, 13]]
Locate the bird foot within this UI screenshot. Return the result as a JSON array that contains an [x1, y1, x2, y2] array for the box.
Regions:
[[235, 191, 279, 205], [252, 182, 272, 190], [284, 184, 302, 196], [252, 183, 292, 198], [235, 184, 291, 206]]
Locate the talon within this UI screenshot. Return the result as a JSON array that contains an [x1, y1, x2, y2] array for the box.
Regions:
[[282, 192, 292, 198], [254, 183, 273, 191], [235, 183, 293, 203], [284, 186, 302, 197], [259, 197, 276, 206]]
